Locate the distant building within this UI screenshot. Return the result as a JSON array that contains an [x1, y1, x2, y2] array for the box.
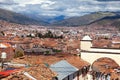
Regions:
[[50, 60, 78, 80], [0, 43, 14, 60], [50, 60, 91, 80]]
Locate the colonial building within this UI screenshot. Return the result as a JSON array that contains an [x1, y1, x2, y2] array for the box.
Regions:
[[80, 35, 120, 80]]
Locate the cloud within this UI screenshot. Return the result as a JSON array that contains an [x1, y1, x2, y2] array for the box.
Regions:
[[0, 0, 17, 5], [0, 0, 18, 11], [96, 0, 120, 2], [40, 1, 56, 10], [0, 0, 120, 17]]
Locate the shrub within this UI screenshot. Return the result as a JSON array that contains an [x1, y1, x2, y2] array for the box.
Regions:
[[14, 50, 24, 58]]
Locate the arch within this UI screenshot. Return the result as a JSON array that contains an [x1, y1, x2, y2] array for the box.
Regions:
[[81, 51, 120, 66], [92, 57, 119, 73]]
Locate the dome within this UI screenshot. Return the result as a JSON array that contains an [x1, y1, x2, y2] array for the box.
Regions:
[[82, 35, 92, 41]]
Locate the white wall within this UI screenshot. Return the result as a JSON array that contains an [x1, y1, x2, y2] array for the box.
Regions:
[[81, 41, 92, 51], [81, 51, 120, 65], [89, 48, 120, 53], [78, 75, 85, 80]]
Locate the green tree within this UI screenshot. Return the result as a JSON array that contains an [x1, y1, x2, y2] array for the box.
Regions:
[[37, 33, 43, 38], [14, 50, 24, 58], [44, 31, 53, 38]]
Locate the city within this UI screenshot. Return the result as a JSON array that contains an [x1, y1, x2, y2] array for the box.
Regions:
[[0, 20, 120, 80], [0, 0, 120, 80]]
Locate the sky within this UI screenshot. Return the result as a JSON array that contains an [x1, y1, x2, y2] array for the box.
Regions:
[[0, 0, 120, 17]]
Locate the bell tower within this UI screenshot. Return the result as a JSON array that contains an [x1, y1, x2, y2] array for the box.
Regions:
[[80, 35, 92, 51]]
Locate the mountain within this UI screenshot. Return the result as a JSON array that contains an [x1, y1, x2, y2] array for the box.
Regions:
[[22, 13, 65, 23], [0, 8, 47, 25], [51, 12, 119, 27], [51, 15, 65, 23], [42, 15, 66, 23], [1, 8, 120, 28], [89, 13, 120, 28]]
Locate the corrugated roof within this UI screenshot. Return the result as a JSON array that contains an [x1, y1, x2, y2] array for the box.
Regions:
[[50, 60, 78, 80]]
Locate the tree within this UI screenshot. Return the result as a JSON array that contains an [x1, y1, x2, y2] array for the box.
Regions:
[[44, 31, 54, 38], [14, 50, 24, 58], [0, 31, 5, 36], [37, 33, 43, 38]]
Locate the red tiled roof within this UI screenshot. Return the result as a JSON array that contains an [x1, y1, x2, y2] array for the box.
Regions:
[[92, 57, 119, 74]]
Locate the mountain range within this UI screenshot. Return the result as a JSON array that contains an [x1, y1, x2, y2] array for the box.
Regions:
[[51, 12, 119, 26], [22, 13, 66, 24], [0, 8, 47, 25], [1, 8, 120, 28]]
